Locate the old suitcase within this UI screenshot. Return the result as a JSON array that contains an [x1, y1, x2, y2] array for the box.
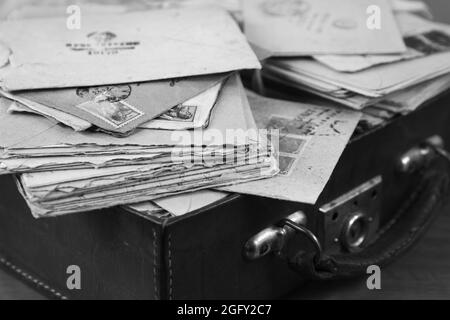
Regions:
[[1, 85, 450, 299]]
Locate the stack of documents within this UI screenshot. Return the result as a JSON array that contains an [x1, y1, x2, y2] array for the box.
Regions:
[[244, 0, 406, 56], [0, 75, 277, 217], [0, 8, 260, 135], [0, 8, 282, 217], [247, 0, 450, 113], [125, 90, 361, 217], [222, 91, 361, 204], [1, 0, 438, 220]]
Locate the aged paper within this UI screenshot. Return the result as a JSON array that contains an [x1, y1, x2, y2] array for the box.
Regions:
[[221, 91, 361, 205], [0, 8, 260, 90], [6, 79, 225, 132], [18, 158, 276, 217], [0, 75, 251, 153], [244, 0, 405, 56], [269, 49, 450, 98], [7, 100, 92, 131], [314, 14, 450, 72], [153, 190, 229, 216], [2, 73, 228, 135], [139, 81, 223, 130]]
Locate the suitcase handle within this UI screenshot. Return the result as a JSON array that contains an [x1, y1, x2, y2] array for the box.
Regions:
[[287, 141, 450, 280]]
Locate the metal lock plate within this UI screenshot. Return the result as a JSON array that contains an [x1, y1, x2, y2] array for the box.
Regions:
[[320, 176, 382, 254]]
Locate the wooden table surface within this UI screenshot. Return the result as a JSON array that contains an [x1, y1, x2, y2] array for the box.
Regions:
[[0, 0, 449, 300]]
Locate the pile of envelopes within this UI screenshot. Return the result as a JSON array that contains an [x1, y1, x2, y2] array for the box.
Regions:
[[249, 0, 450, 114], [0, 0, 445, 219], [124, 89, 362, 218], [0, 7, 280, 217]]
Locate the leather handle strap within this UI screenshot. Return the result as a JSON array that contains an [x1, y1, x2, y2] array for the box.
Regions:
[[288, 159, 450, 280]]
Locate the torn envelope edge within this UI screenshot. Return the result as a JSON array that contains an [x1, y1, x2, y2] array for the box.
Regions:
[[0, 41, 10, 68], [271, 53, 450, 98], [123, 201, 169, 220], [262, 67, 375, 110], [263, 64, 450, 111], [5, 97, 92, 131], [0, 74, 252, 151], [21, 149, 271, 191], [1, 144, 253, 159], [0, 145, 256, 174], [32, 160, 277, 211], [18, 157, 278, 218], [36, 160, 276, 208], [22, 152, 274, 206], [7, 79, 225, 132], [122, 190, 231, 218], [4, 73, 230, 135], [152, 190, 230, 217]]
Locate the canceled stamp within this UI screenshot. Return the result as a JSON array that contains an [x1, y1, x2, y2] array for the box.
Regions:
[[261, 0, 311, 17], [75, 85, 143, 128]]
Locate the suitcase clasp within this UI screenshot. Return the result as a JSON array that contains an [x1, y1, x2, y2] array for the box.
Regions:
[[398, 135, 445, 173], [243, 211, 321, 260]]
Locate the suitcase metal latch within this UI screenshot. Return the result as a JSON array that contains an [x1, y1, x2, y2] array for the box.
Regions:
[[244, 177, 382, 260], [398, 135, 446, 173], [244, 211, 321, 260]]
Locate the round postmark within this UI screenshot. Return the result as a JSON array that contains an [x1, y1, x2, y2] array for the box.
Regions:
[[75, 85, 141, 128], [86, 31, 117, 45], [76, 85, 132, 103], [332, 18, 358, 30], [261, 0, 311, 17]]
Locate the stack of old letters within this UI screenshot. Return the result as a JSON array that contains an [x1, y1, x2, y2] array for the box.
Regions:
[[0, 0, 444, 219], [0, 7, 279, 217], [246, 0, 450, 130]]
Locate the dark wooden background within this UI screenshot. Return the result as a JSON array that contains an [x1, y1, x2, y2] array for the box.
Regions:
[[0, 0, 449, 300]]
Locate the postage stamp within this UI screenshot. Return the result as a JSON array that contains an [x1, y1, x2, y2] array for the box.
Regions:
[[75, 85, 143, 128], [267, 115, 316, 136], [158, 105, 197, 123], [261, 0, 311, 17], [278, 135, 308, 154], [278, 155, 297, 175]]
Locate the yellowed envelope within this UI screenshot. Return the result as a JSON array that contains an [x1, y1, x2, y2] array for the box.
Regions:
[[244, 0, 406, 56], [0, 7, 260, 90], [153, 190, 229, 216], [0, 74, 251, 152], [5, 73, 228, 135], [221, 91, 361, 204]]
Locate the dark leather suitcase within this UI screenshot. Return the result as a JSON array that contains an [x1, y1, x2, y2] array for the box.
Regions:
[[1, 87, 450, 300]]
